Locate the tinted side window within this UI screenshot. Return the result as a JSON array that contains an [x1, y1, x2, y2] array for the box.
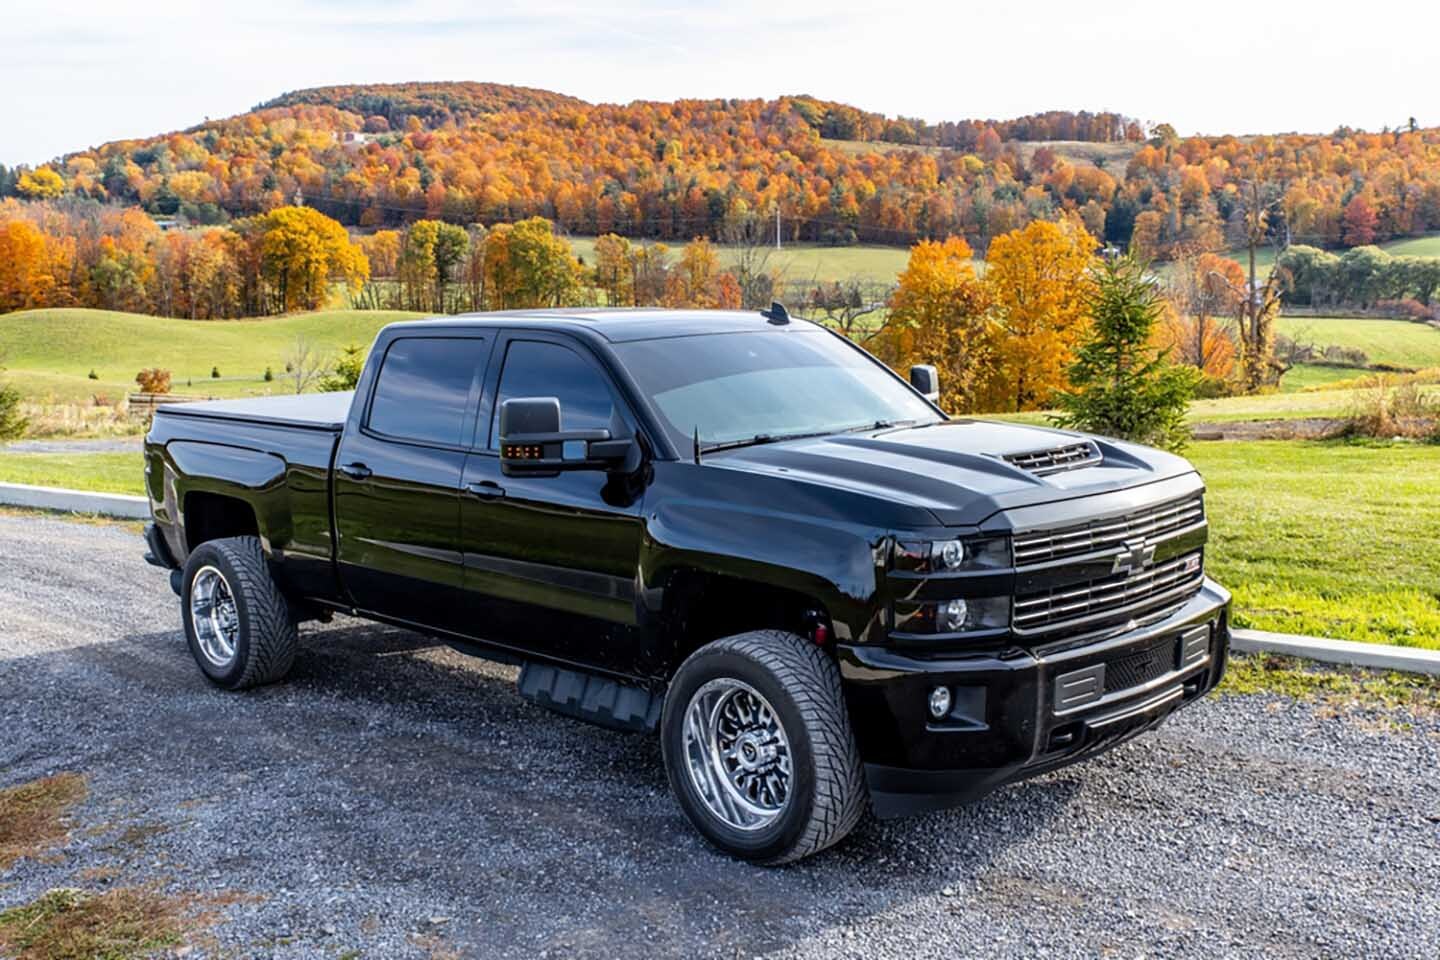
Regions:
[[490, 340, 616, 448], [368, 338, 485, 446]]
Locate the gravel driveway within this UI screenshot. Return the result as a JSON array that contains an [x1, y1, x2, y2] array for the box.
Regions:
[[2, 512, 1438, 959]]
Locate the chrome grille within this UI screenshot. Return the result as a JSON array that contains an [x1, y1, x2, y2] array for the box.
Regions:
[[1013, 495, 1205, 567], [1013, 551, 1204, 636], [1002, 441, 1102, 476]]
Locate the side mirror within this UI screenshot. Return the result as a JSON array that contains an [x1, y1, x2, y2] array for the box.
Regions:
[[909, 364, 940, 403], [499, 397, 638, 477]]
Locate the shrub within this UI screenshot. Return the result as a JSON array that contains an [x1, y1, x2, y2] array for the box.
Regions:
[[210, 366, 220, 379], [263, 367, 274, 382], [134, 368, 172, 394], [318, 344, 366, 392], [1374, 298, 1434, 321], [87, 369, 99, 380], [1343, 376, 1440, 439]]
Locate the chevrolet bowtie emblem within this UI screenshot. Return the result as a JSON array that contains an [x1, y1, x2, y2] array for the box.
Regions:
[[1112, 538, 1156, 575]]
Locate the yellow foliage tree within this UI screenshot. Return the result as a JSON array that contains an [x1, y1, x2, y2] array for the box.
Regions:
[[593, 233, 635, 306], [252, 206, 369, 312], [875, 236, 993, 413], [664, 238, 733, 308], [982, 219, 1097, 411], [16, 167, 65, 200], [482, 217, 582, 309]]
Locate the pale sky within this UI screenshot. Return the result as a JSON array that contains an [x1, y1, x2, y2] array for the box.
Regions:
[[1, 0, 1432, 167]]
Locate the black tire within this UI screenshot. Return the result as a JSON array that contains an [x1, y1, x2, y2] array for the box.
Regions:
[[180, 536, 297, 690], [661, 630, 867, 865]]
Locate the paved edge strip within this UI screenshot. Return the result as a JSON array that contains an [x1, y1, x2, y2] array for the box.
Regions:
[[0, 481, 150, 520], [3, 482, 1439, 677], [1232, 628, 1440, 677]]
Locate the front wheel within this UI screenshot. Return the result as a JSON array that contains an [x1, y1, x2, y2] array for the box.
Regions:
[[180, 536, 297, 690], [661, 630, 867, 864]]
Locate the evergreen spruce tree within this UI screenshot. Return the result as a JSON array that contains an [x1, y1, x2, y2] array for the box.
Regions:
[[1052, 257, 1199, 452], [0, 381, 27, 442]]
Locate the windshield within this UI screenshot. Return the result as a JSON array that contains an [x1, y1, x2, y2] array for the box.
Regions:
[[614, 328, 942, 450]]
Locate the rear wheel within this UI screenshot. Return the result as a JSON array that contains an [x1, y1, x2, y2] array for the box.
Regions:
[[661, 630, 867, 864], [181, 536, 297, 690]]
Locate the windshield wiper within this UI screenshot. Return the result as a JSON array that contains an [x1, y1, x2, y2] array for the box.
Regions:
[[698, 430, 839, 455], [837, 418, 921, 434]]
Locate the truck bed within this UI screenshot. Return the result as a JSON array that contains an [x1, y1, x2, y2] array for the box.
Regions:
[[153, 392, 353, 431]]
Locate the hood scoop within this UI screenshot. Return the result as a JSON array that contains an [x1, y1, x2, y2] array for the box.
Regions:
[[1002, 440, 1102, 476]]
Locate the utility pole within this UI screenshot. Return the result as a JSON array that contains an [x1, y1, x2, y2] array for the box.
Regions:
[[775, 205, 782, 251]]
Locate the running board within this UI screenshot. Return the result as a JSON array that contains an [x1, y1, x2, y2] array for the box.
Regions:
[[516, 663, 662, 733]]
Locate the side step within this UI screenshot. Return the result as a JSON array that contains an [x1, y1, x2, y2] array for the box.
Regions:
[[517, 663, 662, 733]]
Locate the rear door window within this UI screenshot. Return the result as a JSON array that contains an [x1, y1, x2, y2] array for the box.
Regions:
[[368, 337, 485, 447]]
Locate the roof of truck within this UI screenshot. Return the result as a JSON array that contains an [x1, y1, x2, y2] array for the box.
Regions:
[[389, 308, 821, 343]]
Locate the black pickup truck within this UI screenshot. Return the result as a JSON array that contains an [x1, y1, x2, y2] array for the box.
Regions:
[[143, 306, 1230, 864]]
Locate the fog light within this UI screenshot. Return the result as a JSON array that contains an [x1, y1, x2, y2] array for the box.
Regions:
[[941, 598, 968, 632], [928, 685, 952, 719]]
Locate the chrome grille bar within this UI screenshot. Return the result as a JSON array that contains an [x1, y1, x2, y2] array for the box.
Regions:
[[1013, 550, 1205, 636], [1013, 495, 1205, 566]]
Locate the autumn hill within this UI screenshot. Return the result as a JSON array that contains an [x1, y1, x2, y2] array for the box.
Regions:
[[6, 81, 1439, 255]]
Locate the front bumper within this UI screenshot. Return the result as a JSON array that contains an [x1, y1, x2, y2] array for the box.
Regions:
[[838, 578, 1231, 818]]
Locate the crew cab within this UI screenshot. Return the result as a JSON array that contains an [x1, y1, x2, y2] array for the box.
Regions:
[[142, 306, 1231, 864]]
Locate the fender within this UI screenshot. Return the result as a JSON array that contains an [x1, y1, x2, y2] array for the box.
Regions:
[[163, 440, 290, 556], [636, 461, 907, 650]]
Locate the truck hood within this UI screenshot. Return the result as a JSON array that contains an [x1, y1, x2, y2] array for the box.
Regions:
[[705, 419, 1198, 528]]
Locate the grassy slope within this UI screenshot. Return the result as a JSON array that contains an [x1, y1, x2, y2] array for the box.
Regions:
[[1189, 441, 1440, 649], [0, 308, 424, 404], [1274, 315, 1440, 368], [4, 440, 1435, 648]]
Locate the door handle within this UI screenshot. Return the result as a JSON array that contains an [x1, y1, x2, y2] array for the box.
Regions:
[[339, 462, 372, 480], [466, 480, 505, 500]]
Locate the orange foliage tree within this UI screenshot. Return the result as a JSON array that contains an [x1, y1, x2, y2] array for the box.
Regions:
[[1161, 252, 1242, 380], [981, 220, 1097, 411]]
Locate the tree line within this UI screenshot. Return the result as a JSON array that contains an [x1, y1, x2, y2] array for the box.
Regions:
[[6, 83, 1440, 257], [1277, 244, 1440, 312], [0, 198, 367, 317]]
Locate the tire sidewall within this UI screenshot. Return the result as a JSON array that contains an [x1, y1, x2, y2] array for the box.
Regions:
[[181, 541, 255, 688], [662, 647, 820, 863]]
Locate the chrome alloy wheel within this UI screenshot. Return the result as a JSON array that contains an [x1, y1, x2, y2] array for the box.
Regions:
[[682, 678, 793, 831], [190, 565, 240, 668]]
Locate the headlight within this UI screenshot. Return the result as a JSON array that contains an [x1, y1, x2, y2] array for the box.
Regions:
[[893, 536, 1011, 573]]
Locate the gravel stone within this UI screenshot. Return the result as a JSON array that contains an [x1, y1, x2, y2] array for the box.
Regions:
[[2, 512, 1438, 958]]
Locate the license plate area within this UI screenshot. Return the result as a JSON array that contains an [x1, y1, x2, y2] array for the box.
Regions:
[[1051, 623, 1211, 716]]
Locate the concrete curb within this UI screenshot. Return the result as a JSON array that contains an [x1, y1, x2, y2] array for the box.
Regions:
[[1232, 628, 1440, 677], [0, 481, 150, 520]]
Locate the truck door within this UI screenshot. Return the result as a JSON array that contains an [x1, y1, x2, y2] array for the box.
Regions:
[[458, 333, 649, 674], [333, 335, 490, 633]]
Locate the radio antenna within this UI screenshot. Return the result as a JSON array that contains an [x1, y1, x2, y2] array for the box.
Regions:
[[693, 426, 702, 464]]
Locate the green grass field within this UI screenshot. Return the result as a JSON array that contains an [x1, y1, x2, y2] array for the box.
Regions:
[[3, 440, 1434, 648], [567, 236, 910, 286], [0, 452, 142, 495], [1277, 363, 1367, 393], [1377, 234, 1440, 258], [0, 308, 424, 404], [1189, 440, 1440, 649]]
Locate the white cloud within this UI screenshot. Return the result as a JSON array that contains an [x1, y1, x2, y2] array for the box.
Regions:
[[0, 0, 1432, 166]]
